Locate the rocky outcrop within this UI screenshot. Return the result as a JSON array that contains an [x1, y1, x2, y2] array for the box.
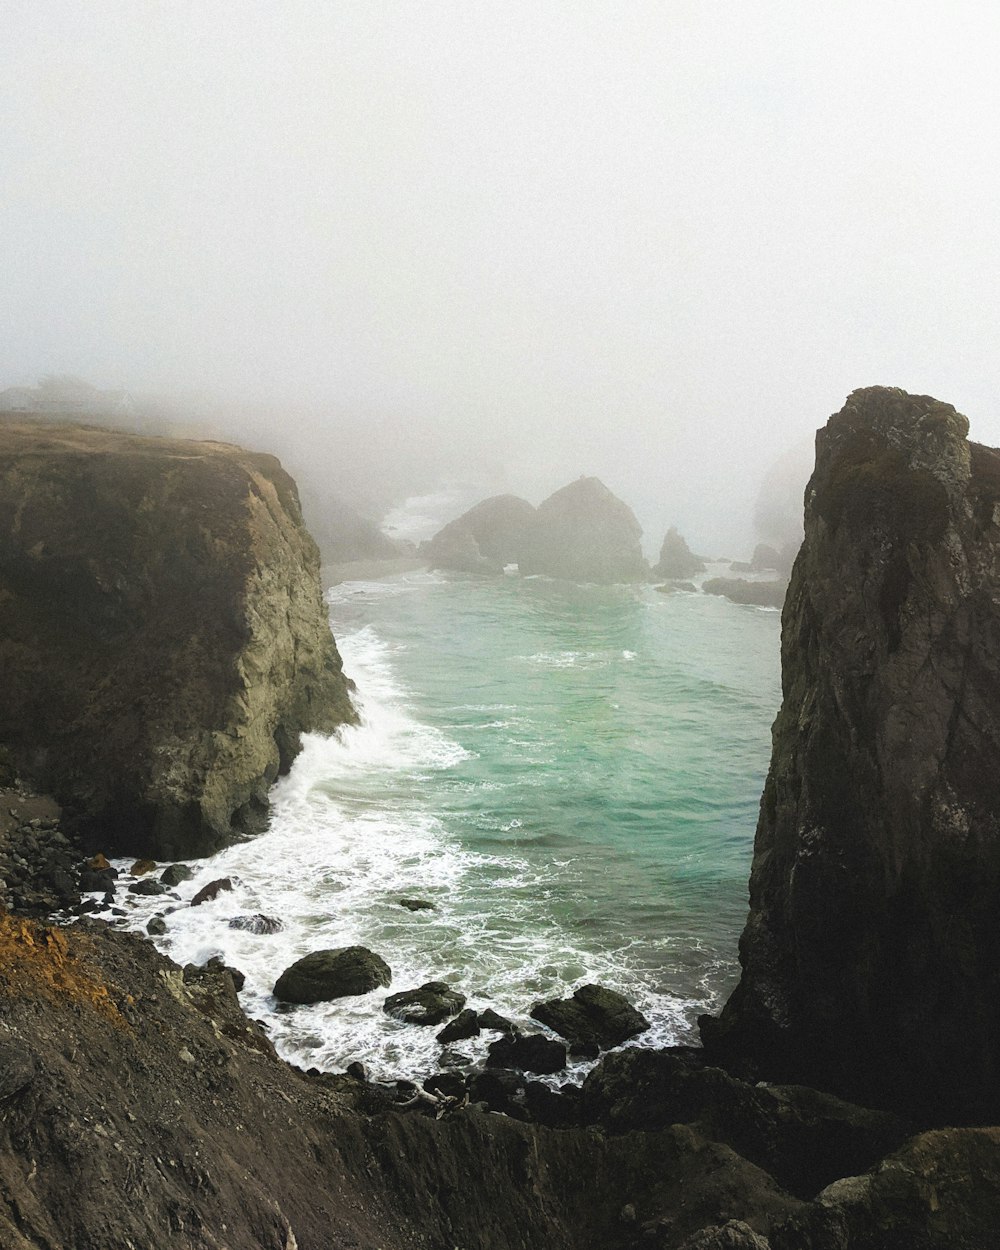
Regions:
[[701, 387, 1000, 1120], [422, 493, 536, 573], [654, 527, 706, 579], [0, 422, 355, 859], [519, 477, 649, 583], [702, 578, 787, 610], [274, 947, 391, 1003], [530, 983, 650, 1049]]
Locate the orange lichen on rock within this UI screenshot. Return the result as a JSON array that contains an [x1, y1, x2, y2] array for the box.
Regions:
[[0, 912, 122, 1021]]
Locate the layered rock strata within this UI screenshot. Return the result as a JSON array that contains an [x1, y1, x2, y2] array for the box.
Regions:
[[0, 422, 355, 859], [702, 387, 1000, 1119]]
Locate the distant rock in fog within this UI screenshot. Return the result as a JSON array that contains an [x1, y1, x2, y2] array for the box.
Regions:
[[653, 527, 706, 579], [422, 494, 537, 574], [518, 477, 649, 584]]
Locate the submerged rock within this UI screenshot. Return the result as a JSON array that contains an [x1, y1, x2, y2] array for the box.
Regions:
[[190, 877, 233, 907], [519, 477, 649, 583], [702, 387, 1000, 1120], [396, 897, 435, 912], [274, 947, 392, 1004], [0, 422, 356, 860], [653, 527, 706, 579], [530, 983, 650, 1049], [436, 1008, 481, 1043], [384, 981, 466, 1025], [227, 913, 284, 934], [159, 863, 193, 887]]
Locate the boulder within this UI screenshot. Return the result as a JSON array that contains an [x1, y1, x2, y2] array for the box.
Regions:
[[701, 387, 1000, 1121], [436, 1009, 480, 1044], [130, 858, 157, 876], [159, 863, 193, 887], [383, 982, 466, 1026], [146, 916, 167, 936], [530, 983, 650, 1049], [478, 1008, 516, 1032], [227, 913, 284, 934], [653, 527, 706, 579], [518, 477, 649, 583], [128, 879, 168, 897], [273, 947, 391, 1004], [0, 422, 356, 860], [396, 898, 435, 912], [190, 877, 233, 907], [487, 1032, 567, 1075]]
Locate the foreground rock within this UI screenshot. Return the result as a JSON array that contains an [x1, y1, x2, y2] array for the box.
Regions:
[[702, 387, 1000, 1121], [0, 422, 356, 859], [654, 527, 706, 579], [531, 983, 650, 1049], [518, 477, 650, 583], [274, 947, 391, 1004]]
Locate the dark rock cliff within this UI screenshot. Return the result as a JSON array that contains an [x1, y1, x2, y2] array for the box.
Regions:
[[701, 387, 1000, 1120], [0, 422, 355, 859]]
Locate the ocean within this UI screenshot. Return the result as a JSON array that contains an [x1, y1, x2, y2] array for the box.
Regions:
[[114, 518, 781, 1084]]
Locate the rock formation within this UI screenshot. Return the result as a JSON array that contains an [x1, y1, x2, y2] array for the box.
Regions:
[[701, 387, 1000, 1120], [422, 493, 537, 573], [702, 578, 786, 610], [654, 527, 706, 579], [0, 422, 355, 860], [519, 476, 649, 583]]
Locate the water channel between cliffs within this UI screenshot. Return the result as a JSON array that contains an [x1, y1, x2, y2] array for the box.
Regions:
[[113, 567, 781, 1084]]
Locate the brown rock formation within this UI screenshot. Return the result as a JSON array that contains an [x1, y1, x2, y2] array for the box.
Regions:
[[0, 422, 355, 859], [701, 387, 1000, 1120]]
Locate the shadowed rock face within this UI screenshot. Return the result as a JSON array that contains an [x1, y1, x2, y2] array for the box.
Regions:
[[519, 476, 649, 583], [0, 422, 355, 859], [422, 493, 536, 573], [701, 387, 1000, 1120]]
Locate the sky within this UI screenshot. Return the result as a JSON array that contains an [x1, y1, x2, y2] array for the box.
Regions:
[[3, 2, 1000, 553]]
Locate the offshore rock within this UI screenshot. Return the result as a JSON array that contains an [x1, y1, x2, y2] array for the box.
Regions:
[[654, 526, 706, 579], [0, 422, 355, 859], [383, 981, 466, 1026], [702, 577, 787, 610], [519, 477, 649, 583], [701, 387, 1000, 1119], [422, 493, 537, 574]]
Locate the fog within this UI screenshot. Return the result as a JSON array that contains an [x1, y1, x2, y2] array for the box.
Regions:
[[3, 2, 999, 554]]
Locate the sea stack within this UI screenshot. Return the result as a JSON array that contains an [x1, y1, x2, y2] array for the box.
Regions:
[[0, 422, 356, 859], [653, 526, 705, 579], [422, 494, 537, 574], [701, 387, 1000, 1120], [519, 476, 649, 583]]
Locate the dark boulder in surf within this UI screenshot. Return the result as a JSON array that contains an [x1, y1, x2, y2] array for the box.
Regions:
[[384, 981, 466, 1026], [531, 983, 650, 1049], [274, 946, 392, 1004]]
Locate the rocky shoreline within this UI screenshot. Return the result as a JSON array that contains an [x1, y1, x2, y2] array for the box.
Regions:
[[4, 396, 1000, 1246]]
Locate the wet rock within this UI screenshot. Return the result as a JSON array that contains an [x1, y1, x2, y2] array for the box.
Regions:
[[524, 1081, 581, 1128], [128, 878, 168, 897], [346, 1061, 367, 1081], [159, 863, 194, 886], [384, 982, 466, 1026], [530, 983, 650, 1049], [468, 1069, 526, 1114], [130, 858, 157, 876], [146, 916, 167, 936], [436, 1009, 480, 1043], [653, 526, 706, 579], [190, 877, 233, 906], [396, 898, 435, 912], [227, 913, 283, 934], [274, 947, 391, 1004], [569, 1040, 600, 1061], [424, 1072, 466, 1100], [487, 1032, 567, 1075], [478, 1008, 516, 1033], [79, 867, 116, 893]]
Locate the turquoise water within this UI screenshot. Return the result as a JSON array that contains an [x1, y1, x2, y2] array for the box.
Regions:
[[116, 567, 781, 1081]]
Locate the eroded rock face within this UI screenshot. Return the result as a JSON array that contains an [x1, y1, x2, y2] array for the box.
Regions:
[[0, 422, 355, 859], [519, 477, 649, 583], [701, 387, 1000, 1119], [422, 494, 537, 574]]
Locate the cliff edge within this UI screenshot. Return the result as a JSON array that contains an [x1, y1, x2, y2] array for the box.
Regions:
[[702, 387, 1000, 1119], [0, 422, 355, 859]]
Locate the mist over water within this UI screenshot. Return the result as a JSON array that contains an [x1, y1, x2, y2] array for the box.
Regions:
[[114, 552, 780, 1082]]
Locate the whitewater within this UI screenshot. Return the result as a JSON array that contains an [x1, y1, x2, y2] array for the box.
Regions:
[[112, 560, 781, 1084]]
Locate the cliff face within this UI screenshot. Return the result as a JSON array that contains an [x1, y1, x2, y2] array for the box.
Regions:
[[0, 423, 355, 859], [702, 387, 1000, 1119]]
